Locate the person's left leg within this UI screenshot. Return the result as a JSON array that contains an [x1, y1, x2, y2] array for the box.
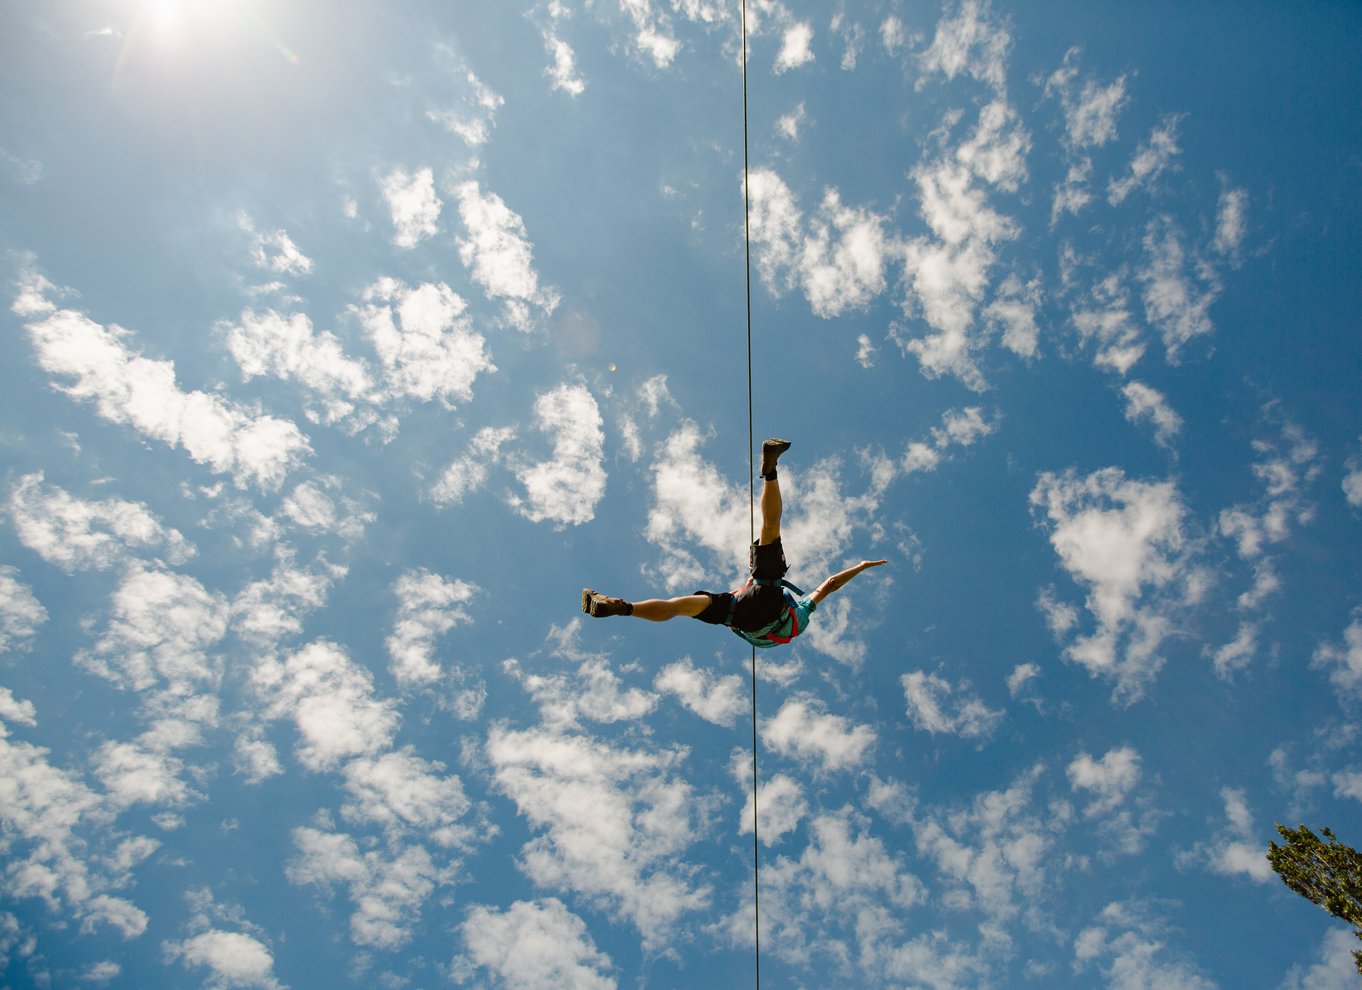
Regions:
[[758, 438, 790, 546], [759, 474, 782, 546]]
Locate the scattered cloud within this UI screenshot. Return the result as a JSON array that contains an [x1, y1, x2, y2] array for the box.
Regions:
[[1213, 182, 1249, 259], [456, 898, 615, 989], [1176, 787, 1274, 883], [745, 168, 895, 318], [381, 166, 442, 249], [385, 568, 478, 686], [226, 308, 380, 431], [354, 277, 495, 407], [509, 383, 607, 527], [1043, 47, 1128, 150], [432, 425, 517, 506], [774, 22, 814, 73], [485, 724, 709, 950], [427, 64, 506, 144], [1031, 467, 1201, 704], [901, 670, 1004, 738], [15, 270, 311, 491], [0, 567, 47, 654], [1313, 606, 1362, 700], [916, 0, 1012, 94], [902, 405, 1000, 474], [762, 695, 875, 772], [736, 771, 806, 846], [655, 657, 747, 727], [454, 180, 560, 328], [1074, 900, 1218, 990], [1108, 115, 1182, 205], [255, 640, 399, 771], [1139, 216, 1220, 362], [1121, 381, 1183, 449], [163, 930, 281, 989]]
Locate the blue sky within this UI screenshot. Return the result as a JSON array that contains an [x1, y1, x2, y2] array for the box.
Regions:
[[2, 0, 1362, 987]]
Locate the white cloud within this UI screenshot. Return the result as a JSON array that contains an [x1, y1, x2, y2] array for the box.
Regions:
[[543, 31, 586, 96], [288, 827, 446, 949], [340, 748, 473, 848], [432, 425, 517, 506], [226, 309, 378, 430], [454, 180, 559, 329], [78, 565, 229, 694], [880, 15, 906, 54], [381, 166, 441, 249], [1007, 662, 1040, 698], [742, 808, 924, 972], [736, 772, 806, 846], [164, 930, 280, 989], [1075, 901, 1218, 990], [241, 217, 313, 278], [0, 566, 47, 653], [458, 899, 615, 990], [1068, 747, 1141, 817], [1214, 183, 1249, 258], [762, 695, 875, 772], [231, 552, 345, 649], [1030, 467, 1198, 704], [776, 102, 807, 142], [485, 724, 709, 950], [94, 738, 195, 811], [1313, 606, 1362, 700], [1139, 217, 1219, 362], [385, 568, 477, 686], [1108, 116, 1182, 205], [1280, 928, 1362, 990], [354, 277, 495, 407], [916, 0, 1011, 94], [912, 765, 1060, 922], [1043, 48, 1128, 149], [510, 383, 607, 527], [615, 0, 680, 68], [1344, 446, 1362, 508], [1218, 423, 1321, 560], [428, 64, 506, 144], [655, 657, 746, 727], [1208, 621, 1258, 679], [1121, 381, 1183, 448], [1177, 787, 1274, 884], [1069, 268, 1147, 375], [898, 142, 1020, 389], [774, 22, 814, 73], [855, 333, 877, 368], [15, 274, 311, 491], [9, 473, 195, 573], [745, 168, 894, 318], [0, 730, 149, 938], [955, 98, 1030, 192], [902, 671, 1003, 739], [255, 640, 399, 771], [902, 406, 1000, 475], [983, 274, 1041, 358], [505, 644, 656, 731], [232, 737, 283, 785]]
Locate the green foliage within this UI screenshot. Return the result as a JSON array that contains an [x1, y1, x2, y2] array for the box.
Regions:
[[1268, 824, 1362, 975]]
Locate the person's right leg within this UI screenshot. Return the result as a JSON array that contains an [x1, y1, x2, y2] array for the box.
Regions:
[[630, 594, 712, 621]]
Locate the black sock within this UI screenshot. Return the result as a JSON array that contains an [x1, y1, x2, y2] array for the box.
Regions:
[[624, 601, 634, 615], [761, 468, 778, 481]]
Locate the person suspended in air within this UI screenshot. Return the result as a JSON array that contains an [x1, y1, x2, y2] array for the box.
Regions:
[[581, 439, 887, 648]]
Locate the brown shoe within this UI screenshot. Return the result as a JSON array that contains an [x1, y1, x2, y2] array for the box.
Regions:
[[582, 588, 631, 617], [760, 438, 791, 477]]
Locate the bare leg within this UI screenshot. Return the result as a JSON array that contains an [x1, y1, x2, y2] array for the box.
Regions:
[[759, 474, 782, 546], [631, 594, 712, 621]]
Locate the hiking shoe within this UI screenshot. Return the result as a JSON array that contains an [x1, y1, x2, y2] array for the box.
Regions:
[[582, 588, 631, 617], [760, 438, 791, 477]]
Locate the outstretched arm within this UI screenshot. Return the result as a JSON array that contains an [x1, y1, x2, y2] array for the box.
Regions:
[[810, 559, 888, 605]]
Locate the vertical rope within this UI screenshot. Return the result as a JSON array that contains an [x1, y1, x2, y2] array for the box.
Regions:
[[739, 0, 761, 986]]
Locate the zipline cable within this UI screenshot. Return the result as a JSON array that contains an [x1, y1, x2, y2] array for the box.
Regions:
[[739, 0, 761, 986]]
